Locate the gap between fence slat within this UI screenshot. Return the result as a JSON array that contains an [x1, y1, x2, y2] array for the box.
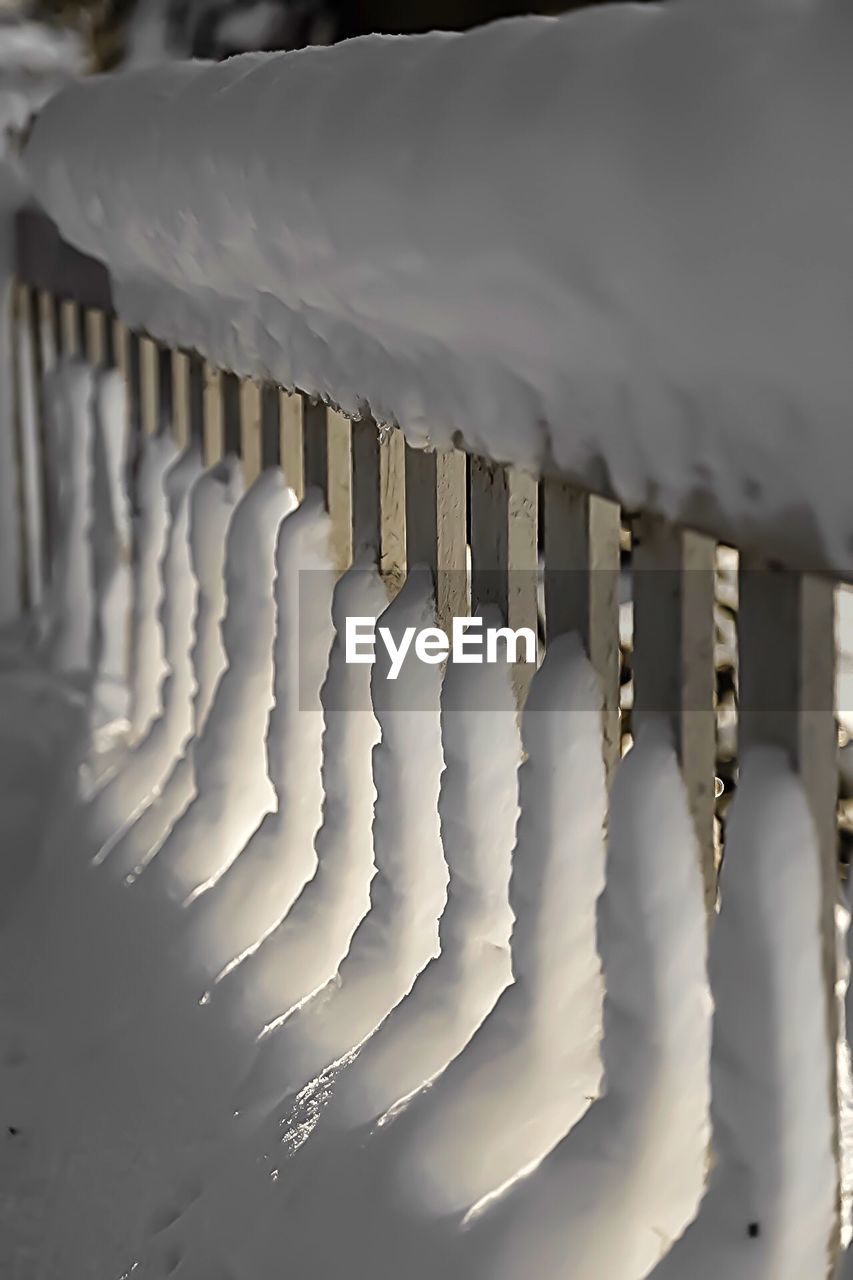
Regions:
[[738, 557, 840, 1271], [632, 513, 717, 905], [239, 378, 263, 484], [326, 409, 353, 574]]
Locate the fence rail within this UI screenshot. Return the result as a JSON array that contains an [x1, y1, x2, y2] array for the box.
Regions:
[[8, 203, 848, 1271]]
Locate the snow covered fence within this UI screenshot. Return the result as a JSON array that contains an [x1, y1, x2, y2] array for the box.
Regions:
[[5, 7, 852, 1262]]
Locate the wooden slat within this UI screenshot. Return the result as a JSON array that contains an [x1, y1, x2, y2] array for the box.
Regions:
[[60, 299, 81, 357], [203, 362, 224, 464], [139, 336, 159, 436], [239, 377, 263, 484], [405, 441, 468, 637], [84, 308, 107, 368], [326, 409, 353, 574], [542, 479, 621, 780], [379, 427, 406, 597], [171, 349, 191, 449], [112, 318, 130, 385], [279, 390, 304, 499], [37, 290, 58, 375], [469, 458, 538, 698], [738, 558, 840, 1264], [632, 513, 717, 903]]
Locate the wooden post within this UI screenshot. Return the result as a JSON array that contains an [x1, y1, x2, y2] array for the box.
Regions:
[[280, 390, 305, 499], [739, 557, 840, 1268], [239, 377, 263, 484], [632, 513, 717, 904], [203, 362, 224, 464], [112, 318, 130, 386], [139, 336, 159, 436], [171, 349, 191, 449], [542, 478, 621, 781]]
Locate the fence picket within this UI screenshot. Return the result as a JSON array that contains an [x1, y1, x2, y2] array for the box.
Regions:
[[632, 514, 717, 903], [171, 350, 191, 449], [139, 335, 159, 436], [469, 456, 537, 698], [326, 409, 353, 574], [12, 283, 43, 610], [203, 362, 224, 464], [542, 479, 621, 780], [84, 308, 107, 368]]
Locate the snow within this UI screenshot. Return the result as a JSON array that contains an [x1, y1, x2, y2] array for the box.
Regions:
[[88, 441, 203, 855], [104, 455, 243, 883], [141, 466, 295, 901], [21, 1, 853, 570], [90, 369, 133, 738], [127, 430, 179, 741], [651, 748, 837, 1280]]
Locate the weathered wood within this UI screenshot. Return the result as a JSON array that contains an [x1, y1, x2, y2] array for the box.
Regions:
[[326, 409, 354, 574], [469, 456, 538, 698], [632, 513, 717, 904], [84, 309, 107, 368], [37, 291, 58, 375], [239, 378, 263, 484], [60, 299, 82, 358], [738, 557, 840, 1269], [279, 390, 305, 499], [542, 478, 621, 780], [139, 335, 159, 436], [405, 441, 468, 635], [171, 349, 191, 449], [203, 362, 224, 464], [112, 318, 130, 386], [379, 427, 406, 597]]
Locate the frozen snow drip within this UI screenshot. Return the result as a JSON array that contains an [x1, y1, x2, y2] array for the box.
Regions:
[[185, 489, 336, 985], [87, 442, 203, 860], [102, 456, 243, 883], [142, 467, 296, 904]]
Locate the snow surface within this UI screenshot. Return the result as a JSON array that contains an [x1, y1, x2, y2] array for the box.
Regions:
[[21, 0, 853, 570]]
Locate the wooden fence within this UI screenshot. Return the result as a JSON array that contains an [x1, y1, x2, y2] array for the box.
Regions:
[[8, 205, 846, 1266]]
